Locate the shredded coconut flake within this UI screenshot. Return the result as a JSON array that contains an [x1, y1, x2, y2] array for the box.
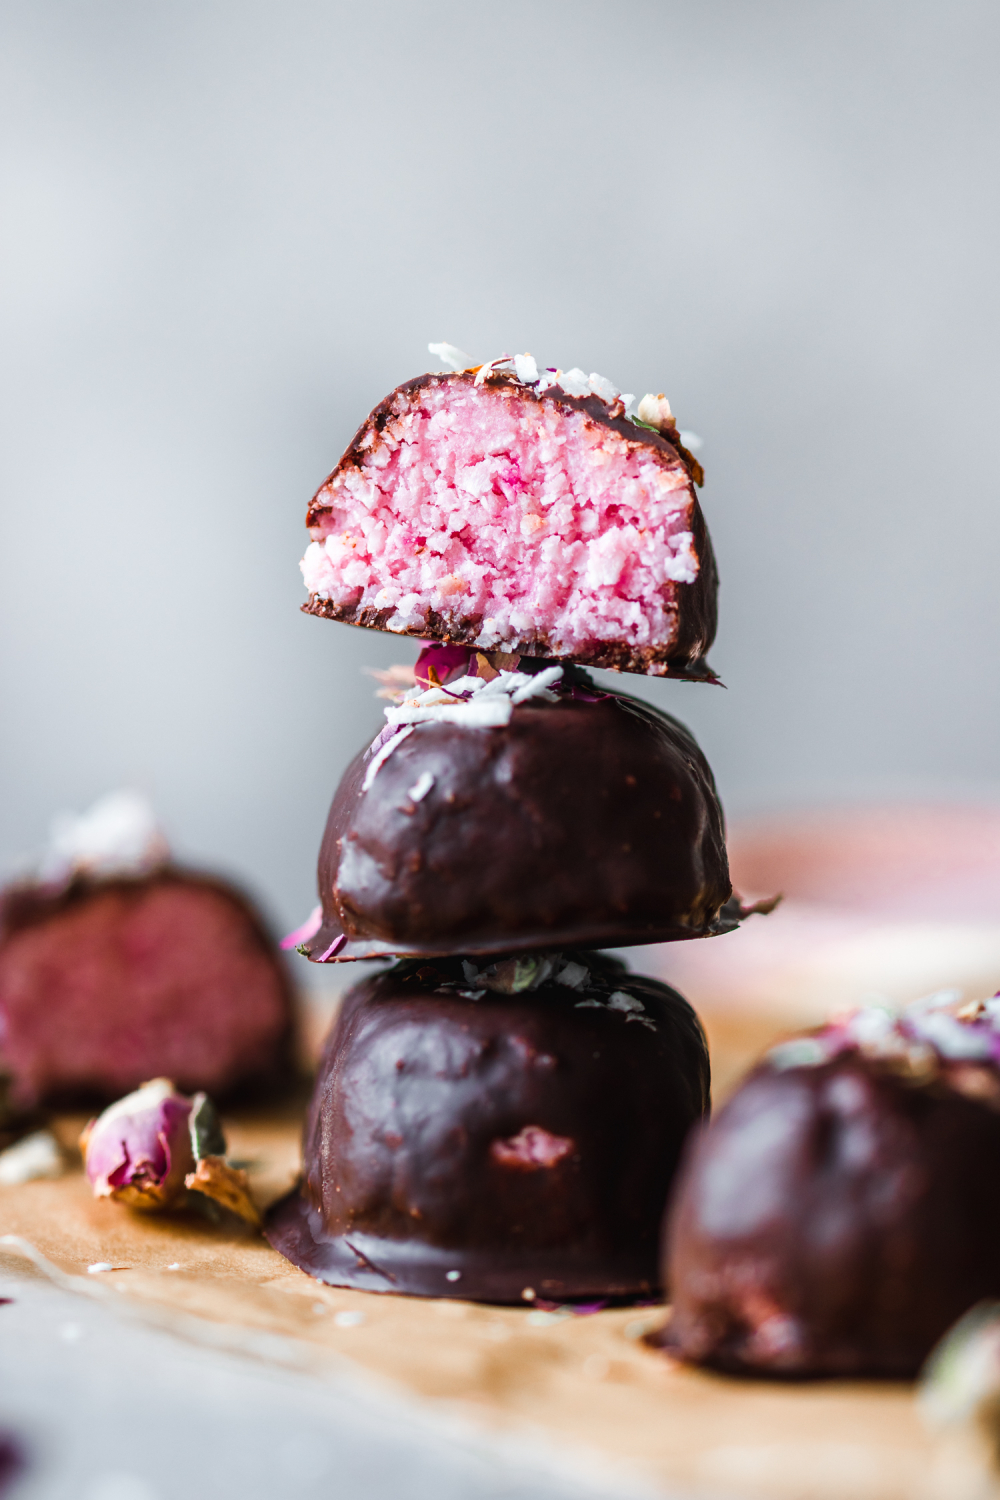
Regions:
[[474, 355, 515, 386], [361, 725, 415, 791], [910, 1010, 993, 1060], [383, 666, 563, 733], [607, 991, 646, 1014], [588, 372, 619, 403], [556, 367, 591, 398], [406, 771, 435, 803], [572, 989, 656, 1030], [43, 790, 167, 881], [766, 986, 1000, 1081], [429, 349, 661, 428], [509, 666, 563, 704], [555, 961, 590, 990], [768, 1038, 830, 1072], [428, 341, 473, 371]]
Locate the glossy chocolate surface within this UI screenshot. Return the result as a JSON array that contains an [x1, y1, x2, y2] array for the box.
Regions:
[[267, 954, 709, 1303], [663, 1052, 1000, 1378], [303, 688, 733, 962], [302, 371, 718, 681]]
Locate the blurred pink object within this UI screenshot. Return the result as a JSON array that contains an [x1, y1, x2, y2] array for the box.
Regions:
[[729, 804, 1000, 922], [648, 806, 1000, 1091]]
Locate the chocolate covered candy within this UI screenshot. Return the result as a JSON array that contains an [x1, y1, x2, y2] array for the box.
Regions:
[[663, 996, 1000, 1378], [299, 675, 733, 962], [267, 952, 710, 1302], [300, 361, 717, 679]]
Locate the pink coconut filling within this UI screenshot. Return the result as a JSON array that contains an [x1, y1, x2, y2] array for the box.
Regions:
[[301, 383, 699, 655]]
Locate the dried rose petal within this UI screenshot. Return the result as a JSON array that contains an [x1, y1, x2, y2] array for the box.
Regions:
[[80, 1078, 194, 1211], [414, 643, 473, 689], [280, 904, 322, 951], [490, 1125, 575, 1170]]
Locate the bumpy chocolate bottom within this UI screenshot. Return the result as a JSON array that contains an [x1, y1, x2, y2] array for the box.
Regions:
[[266, 954, 709, 1304], [267, 1192, 665, 1302]]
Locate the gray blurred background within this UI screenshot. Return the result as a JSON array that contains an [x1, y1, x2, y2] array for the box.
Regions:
[[2, 0, 999, 969]]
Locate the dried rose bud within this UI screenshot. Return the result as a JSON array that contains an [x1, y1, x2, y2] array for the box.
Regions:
[[636, 393, 677, 433], [80, 1078, 195, 1211], [185, 1156, 261, 1227], [181, 1090, 260, 1226]]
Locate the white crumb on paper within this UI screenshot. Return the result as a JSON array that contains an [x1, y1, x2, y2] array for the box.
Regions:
[[0, 1130, 65, 1185]]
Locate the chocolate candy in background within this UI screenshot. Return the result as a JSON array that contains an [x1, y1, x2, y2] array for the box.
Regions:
[[300, 369, 717, 681], [303, 686, 733, 962], [662, 1051, 1000, 1378], [266, 953, 709, 1303], [0, 869, 296, 1110]]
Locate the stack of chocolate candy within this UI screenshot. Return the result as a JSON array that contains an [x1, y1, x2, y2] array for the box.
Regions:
[[268, 351, 758, 1304]]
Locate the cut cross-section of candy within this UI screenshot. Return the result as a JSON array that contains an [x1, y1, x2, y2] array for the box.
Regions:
[[300, 365, 717, 679]]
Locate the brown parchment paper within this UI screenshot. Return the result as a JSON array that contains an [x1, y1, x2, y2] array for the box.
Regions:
[[0, 1104, 938, 1500]]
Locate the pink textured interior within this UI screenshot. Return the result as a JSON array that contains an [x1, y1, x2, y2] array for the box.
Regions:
[[301, 383, 699, 654], [0, 885, 288, 1105]]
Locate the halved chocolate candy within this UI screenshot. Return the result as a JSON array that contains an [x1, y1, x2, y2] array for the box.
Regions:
[[300, 369, 717, 679], [0, 869, 295, 1108]]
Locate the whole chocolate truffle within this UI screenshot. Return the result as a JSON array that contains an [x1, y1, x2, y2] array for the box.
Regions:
[[0, 868, 295, 1109], [300, 363, 716, 680], [663, 1002, 1000, 1378], [302, 683, 733, 962], [267, 953, 710, 1302]]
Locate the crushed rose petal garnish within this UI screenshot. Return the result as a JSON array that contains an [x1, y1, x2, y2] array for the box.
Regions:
[[380, 665, 564, 737], [766, 989, 1000, 1086]]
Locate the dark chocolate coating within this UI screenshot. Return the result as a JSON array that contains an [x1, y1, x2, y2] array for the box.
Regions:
[[303, 371, 718, 681], [266, 955, 710, 1302], [303, 689, 733, 962], [0, 867, 296, 1109], [663, 1052, 1000, 1378]]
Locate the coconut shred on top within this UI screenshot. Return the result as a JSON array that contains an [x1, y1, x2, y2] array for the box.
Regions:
[[300, 357, 700, 657]]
